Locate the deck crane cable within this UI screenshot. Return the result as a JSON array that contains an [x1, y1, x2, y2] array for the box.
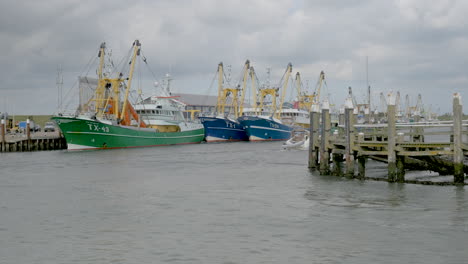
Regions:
[[139, 50, 179, 122], [311, 71, 325, 106], [221, 62, 249, 117], [275, 66, 289, 109], [132, 49, 157, 125], [288, 77, 295, 103], [320, 77, 330, 109], [197, 66, 219, 113], [139, 50, 172, 124], [62, 46, 101, 114], [228, 65, 246, 117], [245, 66, 259, 107], [139, 50, 159, 82], [219, 68, 232, 116], [249, 68, 262, 109]]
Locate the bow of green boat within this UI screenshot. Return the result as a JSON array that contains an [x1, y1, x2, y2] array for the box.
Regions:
[[52, 115, 204, 150]]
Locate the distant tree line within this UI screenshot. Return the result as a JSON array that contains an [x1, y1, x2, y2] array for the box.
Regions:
[[438, 113, 468, 121]]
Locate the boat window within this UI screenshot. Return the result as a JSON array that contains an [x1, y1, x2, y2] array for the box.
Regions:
[[152, 110, 155, 114]]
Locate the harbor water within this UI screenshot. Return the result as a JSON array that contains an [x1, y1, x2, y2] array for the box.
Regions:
[[1, 142, 467, 263]]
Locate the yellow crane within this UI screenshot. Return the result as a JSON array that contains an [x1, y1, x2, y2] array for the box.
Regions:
[[312, 71, 325, 108], [275, 63, 293, 119], [91, 40, 144, 126], [237, 60, 251, 116], [215, 60, 250, 118]]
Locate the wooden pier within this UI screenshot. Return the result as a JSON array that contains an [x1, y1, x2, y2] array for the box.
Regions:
[[0, 120, 67, 152], [308, 93, 467, 185]]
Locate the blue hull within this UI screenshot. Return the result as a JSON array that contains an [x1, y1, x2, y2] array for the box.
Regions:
[[238, 116, 293, 141], [199, 117, 248, 142]]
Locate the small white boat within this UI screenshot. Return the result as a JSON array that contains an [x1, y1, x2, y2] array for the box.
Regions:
[[283, 129, 309, 150]]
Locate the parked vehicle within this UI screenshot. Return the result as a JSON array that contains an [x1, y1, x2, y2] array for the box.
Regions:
[[17, 121, 41, 132], [44, 122, 56, 132]]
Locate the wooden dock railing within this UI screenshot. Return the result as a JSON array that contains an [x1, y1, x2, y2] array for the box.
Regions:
[[309, 93, 466, 185]]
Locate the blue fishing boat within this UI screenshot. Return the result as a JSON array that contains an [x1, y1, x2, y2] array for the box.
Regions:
[[199, 116, 248, 142], [239, 63, 294, 141], [238, 115, 292, 141], [199, 61, 250, 142]]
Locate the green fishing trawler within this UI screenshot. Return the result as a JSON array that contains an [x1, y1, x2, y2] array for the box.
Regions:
[[53, 40, 204, 150]]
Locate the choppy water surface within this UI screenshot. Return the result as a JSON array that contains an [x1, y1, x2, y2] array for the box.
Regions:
[[1, 142, 467, 263]]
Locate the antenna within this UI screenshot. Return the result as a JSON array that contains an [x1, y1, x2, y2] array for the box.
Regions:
[[366, 56, 369, 89], [266, 67, 271, 87], [366, 56, 371, 109], [56, 65, 63, 113], [226, 65, 232, 84]]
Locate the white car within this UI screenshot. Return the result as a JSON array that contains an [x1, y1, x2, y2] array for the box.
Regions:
[[44, 122, 56, 132]]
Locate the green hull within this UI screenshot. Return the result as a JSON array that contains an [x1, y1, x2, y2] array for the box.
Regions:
[[52, 116, 205, 150]]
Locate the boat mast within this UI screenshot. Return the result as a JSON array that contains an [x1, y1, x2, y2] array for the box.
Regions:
[[249, 67, 258, 115], [275, 63, 292, 119], [120, 40, 141, 121], [98, 42, 106, 79], [309, 71, 325, 110], [295, 72, 301, 108], [366, 56, 371, 110], [56, 65, 63, 113], [216, 62, 224, 116], [237, 60, 250, 117], [257, 67, 274, 116], [95, 42, 107, 116]]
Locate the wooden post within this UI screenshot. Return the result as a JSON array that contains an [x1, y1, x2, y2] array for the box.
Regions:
[[26, 119, 31, 151], [387, 96, 398, 182], [1, 119, 5, 152], [344, 97, 354, 177], [357, 156, 366, 179], [413, 113, 423, 142], [338, 107, 345, 126], [319, 101, 331, 175], [453, 93, 464, 184], [364, 106, 370, 124], [356, 132, 365, 179], [331, 153, 343, 176], [396, 132, 405, 182], [396, 156, 405, 182], [308, 104, 320, 169]]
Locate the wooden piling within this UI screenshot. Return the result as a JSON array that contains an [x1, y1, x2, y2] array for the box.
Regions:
[[331, 153, 343, 176], [308, 105, 320, 169], [1, 119, 5, 152], [453, 93, 464, 184], [356, 132, 366, 179], [26, 119, 31, 151], [413, 114, 424, 142], [319, 102, 331, 174], [344, 98, 354, 177], [387, 102, 397, 182], [338, 107, 345, 126], [357, 156, 366, 179]]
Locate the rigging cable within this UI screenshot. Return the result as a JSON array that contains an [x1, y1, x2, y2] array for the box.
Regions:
[[61, 45, 101, 114]]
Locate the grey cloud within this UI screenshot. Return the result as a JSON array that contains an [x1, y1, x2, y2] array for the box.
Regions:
[[0, 0, 467, 114]]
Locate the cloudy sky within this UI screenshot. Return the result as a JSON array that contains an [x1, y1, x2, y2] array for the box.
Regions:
[[1, 0, 467, 115]]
